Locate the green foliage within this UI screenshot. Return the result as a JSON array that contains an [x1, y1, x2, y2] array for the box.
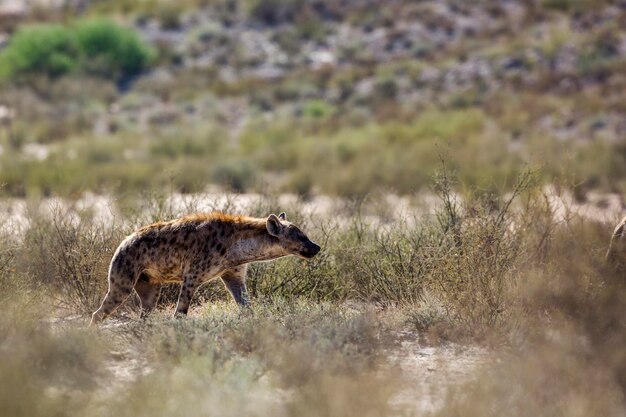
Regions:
[[302, 99, 335, 118], [0, 24, 79, 79], [0, 19, 153, 81], [74, 19, 155, 80]]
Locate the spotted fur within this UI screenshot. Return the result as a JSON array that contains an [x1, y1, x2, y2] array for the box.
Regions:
[[90, 212, 320, 324]]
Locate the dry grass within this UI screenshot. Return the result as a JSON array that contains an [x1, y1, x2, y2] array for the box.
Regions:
[[433, 218, 626, 416], [0, 175, 625, 416], [18, 204, 127, 314]]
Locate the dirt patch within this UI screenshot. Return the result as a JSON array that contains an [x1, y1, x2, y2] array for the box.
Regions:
[[390, 335, 488, 414]]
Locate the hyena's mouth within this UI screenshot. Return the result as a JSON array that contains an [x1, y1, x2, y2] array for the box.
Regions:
[[298, 243, 320, 259]]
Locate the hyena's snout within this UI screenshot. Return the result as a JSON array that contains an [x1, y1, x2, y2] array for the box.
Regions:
[[299, 240, 320, 259]]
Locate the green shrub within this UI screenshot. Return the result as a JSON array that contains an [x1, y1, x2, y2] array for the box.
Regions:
[[0, 24, 79, 79], [75, 19, 155, 81], [0, 19, 154, 82], [302, 99, 335, 118]]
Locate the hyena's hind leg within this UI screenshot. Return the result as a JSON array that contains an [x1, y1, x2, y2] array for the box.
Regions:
[[174, 269, 203, 316], [90, 268, 138, 325], [134, 273, 162, 318], [221, 265, 250, 307]]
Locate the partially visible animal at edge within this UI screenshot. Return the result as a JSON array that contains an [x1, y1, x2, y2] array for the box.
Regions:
[[90, 212, 320, 325], [606, 215, 626, 271]]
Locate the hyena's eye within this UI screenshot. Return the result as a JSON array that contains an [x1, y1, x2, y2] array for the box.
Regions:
[[290, 228, 305, 240]]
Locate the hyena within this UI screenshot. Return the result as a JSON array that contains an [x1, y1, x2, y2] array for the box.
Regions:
[[606, 215, 626, 270], [90, 212, 320, 324]]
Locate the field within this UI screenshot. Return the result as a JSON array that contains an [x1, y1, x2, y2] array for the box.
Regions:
[[1, 173, 625, 416], [0, 1, 625, 415]]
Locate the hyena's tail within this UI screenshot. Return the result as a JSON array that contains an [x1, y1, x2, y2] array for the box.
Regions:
[[90, 253, 139, 325], [606, 217, 626, 269]]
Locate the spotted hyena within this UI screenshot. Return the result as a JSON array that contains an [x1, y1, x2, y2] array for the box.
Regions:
[[90, 212, 320, 324], [607, 215, 626, 270]]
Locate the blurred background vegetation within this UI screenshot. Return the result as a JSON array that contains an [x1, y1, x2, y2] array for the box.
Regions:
[[0, 0, 625, 199]]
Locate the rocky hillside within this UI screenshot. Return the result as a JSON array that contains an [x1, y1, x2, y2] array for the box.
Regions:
[[0, 0, 625, 197]]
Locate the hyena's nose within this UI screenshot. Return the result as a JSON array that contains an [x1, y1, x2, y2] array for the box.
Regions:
[[309, 242, 321, 256], [300, 241, 320, 259]]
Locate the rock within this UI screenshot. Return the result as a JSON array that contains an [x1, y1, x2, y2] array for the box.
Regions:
[[308, 49, 336, 69], [0, 105, 14, 122]]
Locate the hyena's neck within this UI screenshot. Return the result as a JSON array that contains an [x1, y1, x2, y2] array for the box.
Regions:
[[226, 232, 286, 266]]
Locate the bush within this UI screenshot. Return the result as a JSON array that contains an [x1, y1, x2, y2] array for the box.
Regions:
[[74, 19, 155, 81], [302, 99, 335, 118], [19, 205, 126, 314], [211, 159, 257, 192], [0, 24, 79, 79], [0, 19, 154, 82]]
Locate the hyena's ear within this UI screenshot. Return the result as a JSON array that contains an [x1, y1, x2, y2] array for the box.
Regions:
[[278, 212, 286, 220], [267, 214, 283, 237]]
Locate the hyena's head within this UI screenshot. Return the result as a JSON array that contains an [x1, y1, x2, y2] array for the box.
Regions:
[[266, 212, 321, 259]]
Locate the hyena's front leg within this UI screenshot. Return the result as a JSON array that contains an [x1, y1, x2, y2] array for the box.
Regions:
[[221, 265, 250, 307], [175, 272, 201, 316]]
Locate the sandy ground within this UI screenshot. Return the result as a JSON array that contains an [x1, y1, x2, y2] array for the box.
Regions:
[[51, 314, 485, 414], [88, 317, 487, 415], [390, 335, 488, 414]]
